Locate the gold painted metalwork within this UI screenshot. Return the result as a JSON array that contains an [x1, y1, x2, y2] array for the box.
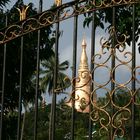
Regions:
[[16, 5, 29, 21], [42, 97, 46, 109], [0, 0, 138, 139], [90, 26, 138, 139], [55, 0, 62, 6], [54, 76, 71, 93], [66, 38, 91, 113], [0, 0, 139, 44]]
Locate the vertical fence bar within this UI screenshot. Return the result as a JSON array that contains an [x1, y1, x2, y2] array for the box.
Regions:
[[17, 36, 24, 140], [51, 21, 59, 140], [71, 11, 78, 140], [34, 27, 40, 140], [89, 11, 96, 140], [0, 14, 7, 140], [39, 0, 43, 12], [34, 1, 42, 140], [131, 4, 136, 140], [112, 8, 116, 92], [51, 12, 60, 140], [110, 6, 116, 140]]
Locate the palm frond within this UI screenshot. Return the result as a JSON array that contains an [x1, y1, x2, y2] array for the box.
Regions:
[[59, 60, 69, 71], [39, 55, 70, 95], [0, 0, 10, 7]]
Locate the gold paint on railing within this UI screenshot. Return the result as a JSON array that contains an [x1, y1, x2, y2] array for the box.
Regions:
[[55, 0, 62, 6], [16, 5, 29, 21], [90, 26, 137, 139], [0, 0, 139, 44]]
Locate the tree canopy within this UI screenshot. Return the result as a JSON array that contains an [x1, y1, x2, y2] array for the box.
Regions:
[[18, 88, 140, 140], [0, 0, 55, 112], [0, 1, 71, 139], [84, 3, 140, 50]]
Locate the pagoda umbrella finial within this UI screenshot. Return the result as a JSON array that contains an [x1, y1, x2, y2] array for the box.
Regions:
[[66, 38, 91, 113]]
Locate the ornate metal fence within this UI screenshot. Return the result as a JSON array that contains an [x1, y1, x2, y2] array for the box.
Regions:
[[0, 0, 140, 140]]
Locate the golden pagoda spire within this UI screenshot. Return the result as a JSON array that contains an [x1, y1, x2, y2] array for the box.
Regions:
[[78, 37, 89, 71], [75, 38, 91, 113], [66, 38, 91, 113]]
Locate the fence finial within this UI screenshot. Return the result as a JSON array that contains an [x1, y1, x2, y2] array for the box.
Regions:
[[55, 0, 62, 6], [16, 5, 29, 21]]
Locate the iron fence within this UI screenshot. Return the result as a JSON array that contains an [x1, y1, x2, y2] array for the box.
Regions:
[[0, 0, 140, 140]]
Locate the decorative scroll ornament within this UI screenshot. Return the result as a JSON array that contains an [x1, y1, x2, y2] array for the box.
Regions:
[[66, 38, 91, 113], [0, 0, 139, 44], [90, 26, 136, 139]]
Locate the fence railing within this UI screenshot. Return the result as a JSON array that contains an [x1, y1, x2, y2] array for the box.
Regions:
[[0, 0, 140, 140]]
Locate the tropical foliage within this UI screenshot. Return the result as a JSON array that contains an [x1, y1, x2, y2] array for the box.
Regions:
[[83, 2, 140, 50], [0, 0, 54, 112], [0, 0, 9, 8], [0, 0, 55, 139], [20, 100, 89, 140], [19, 88, 140, 140], [39, 55, 71, 95]]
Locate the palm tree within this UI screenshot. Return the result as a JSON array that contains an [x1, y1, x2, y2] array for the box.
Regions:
[[39, 55, 71, 139], [39, 55, 71, 95], [0, 0, 10, 7]]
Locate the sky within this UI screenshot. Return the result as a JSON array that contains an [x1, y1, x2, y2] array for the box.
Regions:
[[4, 0, 140, 104], [5, 0, 71, 10]]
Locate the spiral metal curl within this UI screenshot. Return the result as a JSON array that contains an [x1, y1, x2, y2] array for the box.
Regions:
[[90, 26, 139, 139], [0, 0, 139, 44], [66, 71, 91, 113]]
